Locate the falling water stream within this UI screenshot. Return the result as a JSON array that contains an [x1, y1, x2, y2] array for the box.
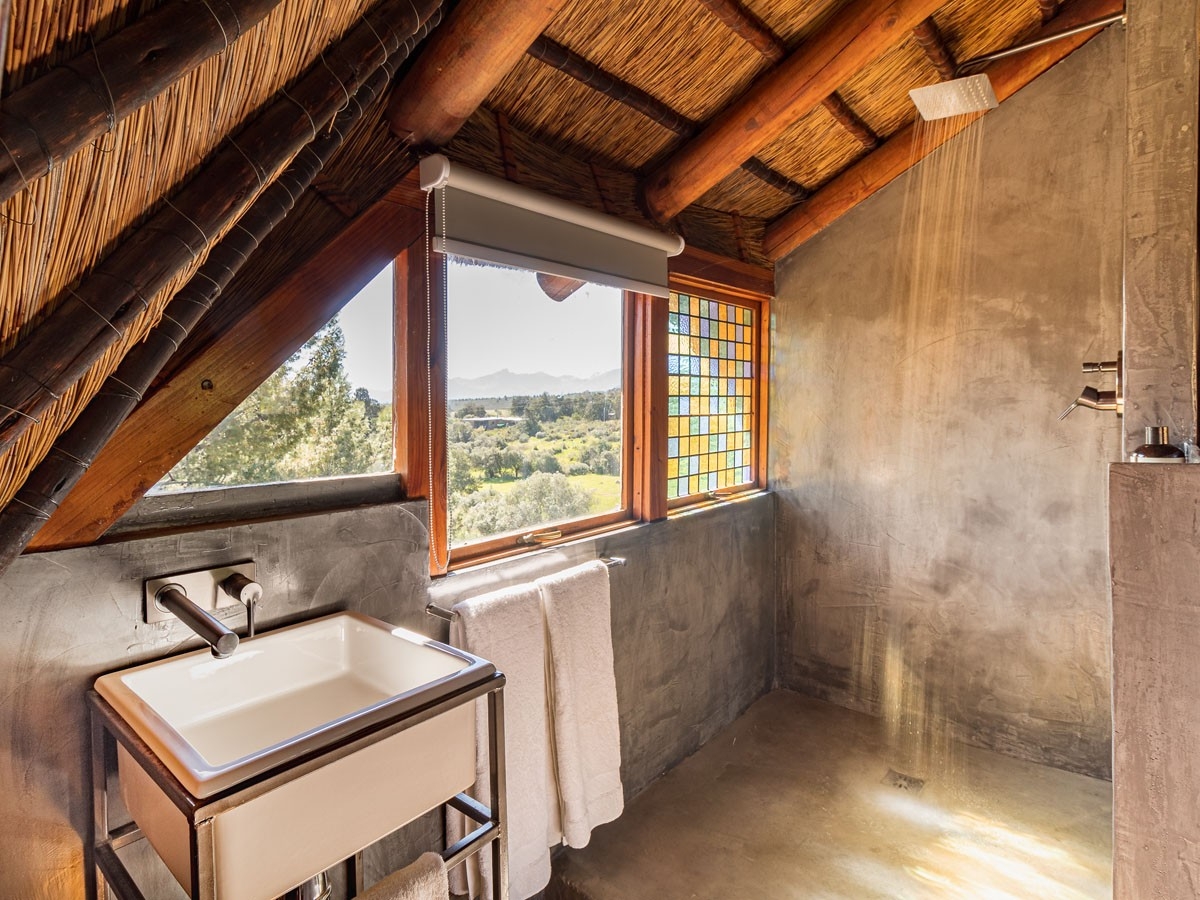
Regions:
[[875, 110, 989, 789]]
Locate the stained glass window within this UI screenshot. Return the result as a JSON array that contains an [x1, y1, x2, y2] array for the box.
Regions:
[[666, 291, 756, 500]]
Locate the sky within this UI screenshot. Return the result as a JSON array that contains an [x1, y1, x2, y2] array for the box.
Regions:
[[336, 257, 624, 403], [446, 259, 622, 379], [337, 263, 395, 402]]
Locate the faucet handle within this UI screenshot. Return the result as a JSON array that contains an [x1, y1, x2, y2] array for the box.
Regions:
[[220, 573, 262, 638], [220, 572, 262, 606]]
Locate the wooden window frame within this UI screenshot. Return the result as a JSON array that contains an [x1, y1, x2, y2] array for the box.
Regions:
[[398, 239, 771, 576], [663, 275, 770, 513]]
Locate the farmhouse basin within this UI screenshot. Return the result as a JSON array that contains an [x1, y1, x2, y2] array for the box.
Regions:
[[94, 611, 493, 900]]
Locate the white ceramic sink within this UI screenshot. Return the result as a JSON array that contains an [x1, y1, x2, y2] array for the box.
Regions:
[[95, 611, 494, 900]]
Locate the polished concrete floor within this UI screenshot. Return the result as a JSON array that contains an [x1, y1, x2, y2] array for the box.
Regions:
[[549, 691, 1112, 900]]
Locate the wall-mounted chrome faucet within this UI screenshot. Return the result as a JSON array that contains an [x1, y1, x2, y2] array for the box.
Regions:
[[1060, 352, 1123, 420], [145, 562, 263, 655], [154, 584, 239, 658]]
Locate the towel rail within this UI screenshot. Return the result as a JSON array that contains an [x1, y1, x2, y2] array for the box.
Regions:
[[425, 556, 626, 622]]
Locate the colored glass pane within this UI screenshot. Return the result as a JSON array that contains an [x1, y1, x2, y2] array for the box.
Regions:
[[666, 291, 756, 500]]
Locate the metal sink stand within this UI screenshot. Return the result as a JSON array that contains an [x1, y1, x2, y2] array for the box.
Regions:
[[88, 672, 507, 900]]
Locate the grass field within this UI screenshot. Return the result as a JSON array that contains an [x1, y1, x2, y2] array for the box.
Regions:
[[482, 472, 620, 512]]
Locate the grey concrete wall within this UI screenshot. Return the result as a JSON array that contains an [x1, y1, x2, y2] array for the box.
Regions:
[[0, 495, 772, 898], [770, 30, 1123, 778], [1110, 465, 1200, 898]]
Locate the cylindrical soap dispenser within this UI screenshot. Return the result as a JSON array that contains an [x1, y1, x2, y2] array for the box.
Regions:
[[1129, 426, 1185, 463]]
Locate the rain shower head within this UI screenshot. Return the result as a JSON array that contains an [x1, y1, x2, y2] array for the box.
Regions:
[[909, 74, 998, 122], [907, 11, 1125, 122]]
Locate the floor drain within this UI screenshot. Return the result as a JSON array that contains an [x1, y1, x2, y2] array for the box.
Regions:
[[882, 769, 925, 793]]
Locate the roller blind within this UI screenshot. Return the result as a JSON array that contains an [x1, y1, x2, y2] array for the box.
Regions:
[[419, 154, 684, 297]]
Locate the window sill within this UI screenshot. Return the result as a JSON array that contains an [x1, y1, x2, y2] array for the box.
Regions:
[[667, 486, 770, 517], [443, 512, 636, 574], [103, 473, 404, 543]]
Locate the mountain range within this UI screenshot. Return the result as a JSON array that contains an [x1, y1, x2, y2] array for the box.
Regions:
[[449, 368, 621, 399]]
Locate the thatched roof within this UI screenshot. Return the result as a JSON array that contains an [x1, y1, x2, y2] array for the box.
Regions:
[[0, 0, 1120, 563]]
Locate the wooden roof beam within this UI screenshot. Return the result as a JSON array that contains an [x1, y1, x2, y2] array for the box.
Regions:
[[911, 16, 958, 80], [388, 0, 569, 149], [762, 0, 1124, 260], [640, 0, 947, 222], [692, 0, 787, 63], [1040, 0, 1061, 22], [524, 36, 807, 199], [0, 0, 286, 205]]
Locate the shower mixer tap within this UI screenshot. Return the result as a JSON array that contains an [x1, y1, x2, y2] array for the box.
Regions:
[[1060, 353, 1123, 420]]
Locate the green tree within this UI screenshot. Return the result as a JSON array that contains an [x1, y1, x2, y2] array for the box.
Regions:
[[162, 320, 391, 490], [452, 473, 593, 542], [456, 402, 487, 418]]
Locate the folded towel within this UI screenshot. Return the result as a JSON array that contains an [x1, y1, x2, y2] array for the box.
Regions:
[[537, 560, 624, 849], [360, 852, 448, 900], [448, 584, 553, 900]]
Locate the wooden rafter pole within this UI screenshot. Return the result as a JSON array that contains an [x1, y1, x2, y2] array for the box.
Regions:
[[1039, 0, 1060, 22], [0, 0, 438, 455], [911, 16, 958, 80], [641, 0, 946, 222], [821, 93, 879, 149], [762, 0, 1124, 260], [388, 0, 570, 149], [524, 36, 807, 198], [692, 0, 787, 62], [0, 13, 440, 568], [0, 0, 286, 204], [526, 35, 695, 134]]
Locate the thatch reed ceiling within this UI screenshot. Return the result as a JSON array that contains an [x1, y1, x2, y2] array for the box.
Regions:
[[0, 0, 1120, 561]]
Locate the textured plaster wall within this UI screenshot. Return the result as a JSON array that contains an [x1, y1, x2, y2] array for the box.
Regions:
[[0, 495, 772, 898], [770, 30, 1123, 778], [1110, 465, 1200, 897]]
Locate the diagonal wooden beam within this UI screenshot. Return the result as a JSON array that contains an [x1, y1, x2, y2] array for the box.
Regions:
[[692, 0, 787, 62], [1039, 0, 1060, 22], [29, 182, 426, 551], [524, 36, 807, 198], [821, 93, 879, 149], [388, 0, 569, 149], [0, 0, 286, 204], [762, 0, 1123, 260], [911, 16, 958, 80], [640, 0, 946, 222]]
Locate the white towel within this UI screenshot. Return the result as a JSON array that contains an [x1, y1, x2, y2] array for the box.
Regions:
[[448, 584, 553, 900], [537, 560, 624, 849], [360, 852, 448, 900]]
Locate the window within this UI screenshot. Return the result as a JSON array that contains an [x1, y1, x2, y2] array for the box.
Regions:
[[445, 258, 626, 546], [404, 249, 769, 573], [152, 264, 395, 493], [666, 290, 759, 502]]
